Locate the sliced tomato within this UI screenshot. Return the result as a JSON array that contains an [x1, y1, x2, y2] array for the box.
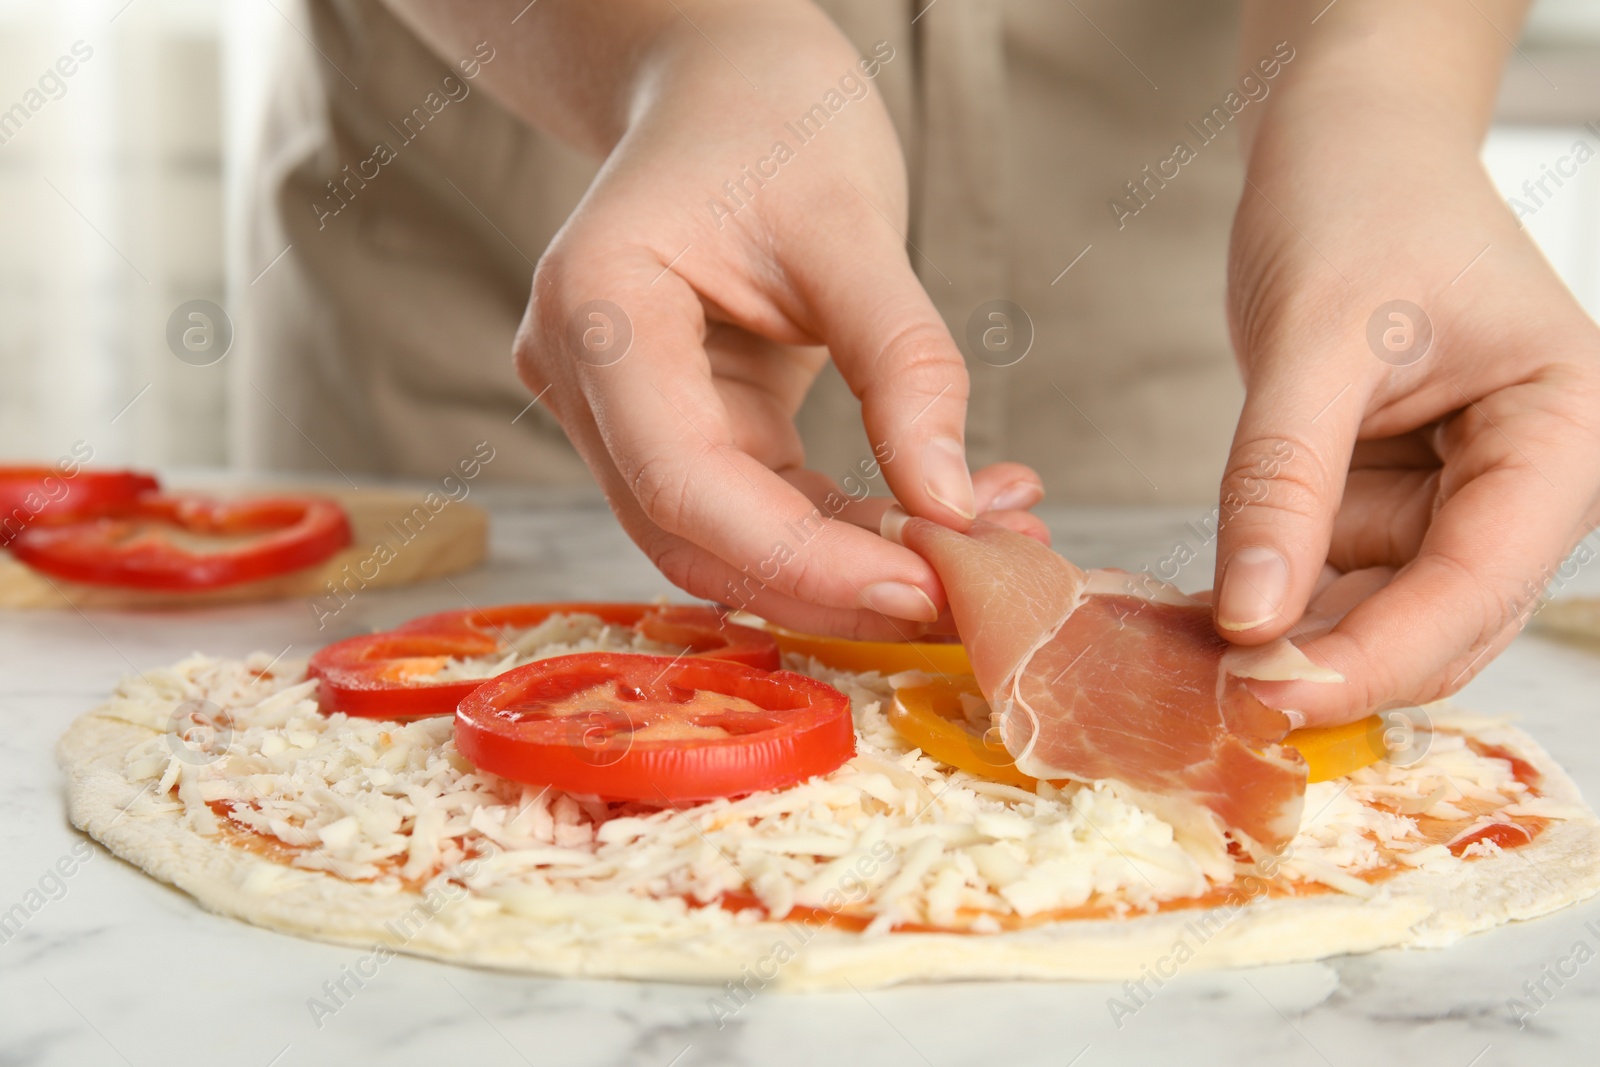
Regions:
[[0, 466, 159, 545], [308, 629, 504, 718], [399, 602, 780, 669], [455, 651, 855, 801], [763, 622, 973, 676], [311, 602, 782, 718], [889, 678, 1037, 788], [6, 493, 351, 591]]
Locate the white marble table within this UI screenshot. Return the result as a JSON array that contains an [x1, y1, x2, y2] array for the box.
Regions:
[[4, 489, 1600, 1067]]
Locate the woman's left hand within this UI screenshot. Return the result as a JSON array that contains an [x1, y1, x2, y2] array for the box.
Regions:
[[1212, 60, 1600, 725]]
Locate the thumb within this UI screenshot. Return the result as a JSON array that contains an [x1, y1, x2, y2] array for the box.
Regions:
[[804, 236, 977, 528], [1213, 362, 1364, 643]]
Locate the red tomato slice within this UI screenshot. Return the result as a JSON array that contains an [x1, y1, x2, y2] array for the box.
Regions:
[[397, 602, 780, 668], [0, 467, 159, 546], [310, 602, 781, 718], [6, 493, 351, 591], [455, 652, 856, 801]]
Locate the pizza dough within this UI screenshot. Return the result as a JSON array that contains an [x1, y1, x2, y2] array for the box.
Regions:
[[57, 646, 1600, 990], [1, 488, 486, 610]]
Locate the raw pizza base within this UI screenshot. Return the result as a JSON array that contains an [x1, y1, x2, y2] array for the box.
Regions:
[[57, 706, 1600, 990], [1, 488, 486, 610]]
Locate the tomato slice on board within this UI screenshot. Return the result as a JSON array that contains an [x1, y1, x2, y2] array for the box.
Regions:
[[6, 494, 351, 591], [455, 652, 855, 801], [891, 678, 1390, 788], [0, 467, 159, 545], [311, 603, 782, 718], [763, 623, 973, 677]]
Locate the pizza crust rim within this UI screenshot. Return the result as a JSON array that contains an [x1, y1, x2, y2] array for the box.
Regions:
[[57, 707, 1600, 990]]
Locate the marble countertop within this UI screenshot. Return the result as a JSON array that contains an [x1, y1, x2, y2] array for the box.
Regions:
[[4, 490, 1600, 1067]]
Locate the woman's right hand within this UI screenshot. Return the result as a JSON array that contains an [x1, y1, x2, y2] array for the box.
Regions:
[[505, 1, 1040, 637]]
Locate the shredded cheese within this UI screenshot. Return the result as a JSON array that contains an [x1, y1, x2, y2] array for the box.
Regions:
[[95, 632, 1566, 934], [422, 612, 679, 681]]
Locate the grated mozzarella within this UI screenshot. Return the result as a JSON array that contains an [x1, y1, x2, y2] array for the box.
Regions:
[[423, 613, 679, 682], [93, 637, 1567, 932]]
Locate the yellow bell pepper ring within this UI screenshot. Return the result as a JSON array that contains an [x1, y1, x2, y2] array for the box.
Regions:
[[890, 676, 1389, 789], [888, 678, 1038, 789], [764, 624, 973, 677], [1286, 714, 1388, 784]]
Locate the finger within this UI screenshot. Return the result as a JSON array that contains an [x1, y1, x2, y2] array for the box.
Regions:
[[703, 326, 826, 470], [1212, 354, 1368, 642], [715, 566, 941, 640], [980, 508, 1052, 545], [920, 607, 960, 638], [1205, 562, 1339, 607], [973, 462, 1045, 512], [778, 469, 897, 533], [549, 264, 945, 622], [647, 519, 938, 640], [1350, 432, 1439, 468], [1312, 562, 1343, 600], [1246, 380, 1600, 722], [1297, 566, 1396, 639], [556, 420, 944, 639], [1244, 565, 1397, 725], [1256, 602, 1526, 728], [1326, 467, 1439, 571], [793, 224, 978, 527], [783, 464, 1047, 541]]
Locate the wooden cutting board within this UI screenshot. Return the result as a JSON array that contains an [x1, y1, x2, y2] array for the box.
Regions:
[[0, 488, 487, 610], [1534, 598, 1600, 644]]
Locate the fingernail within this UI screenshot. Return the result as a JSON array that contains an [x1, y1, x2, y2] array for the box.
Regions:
[[922, 437, 976, 520], [861, 581, 939, 622], [988, 480, 1042, 512], [1217, 546, 1289, 631], [1283, 709, 1307, 730], [880, 506, 910, 544]]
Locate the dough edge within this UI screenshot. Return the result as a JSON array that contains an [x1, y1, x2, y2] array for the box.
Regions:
[[57, 708, 1600, 991]]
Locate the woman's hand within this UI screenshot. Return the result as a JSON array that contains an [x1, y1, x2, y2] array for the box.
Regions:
[[491, 1, 1036, 638], [1216, 0, 1600, 723]]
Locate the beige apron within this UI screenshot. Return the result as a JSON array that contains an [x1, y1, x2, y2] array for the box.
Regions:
[[239, 0, 1246, 503]]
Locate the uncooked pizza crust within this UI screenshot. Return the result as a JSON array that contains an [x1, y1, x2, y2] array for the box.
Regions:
[[57, 660, 1600, 990], [1, 488, 486, 610]]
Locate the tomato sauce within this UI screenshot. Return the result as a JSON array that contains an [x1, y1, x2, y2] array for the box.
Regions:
[[709, 741, 1553, 935], [1447, 820, 1541, 857], [1467, 738, 1542, 788], [713, 874, 1350, 935], [208, 800, 311, 868], [205, 799, 449, 889]]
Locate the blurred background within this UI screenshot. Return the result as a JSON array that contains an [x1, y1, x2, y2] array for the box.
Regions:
[[1, 0, 1598, 473]]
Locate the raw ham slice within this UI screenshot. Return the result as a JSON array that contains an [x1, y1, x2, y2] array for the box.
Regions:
[[890, 514, 1344, 862]]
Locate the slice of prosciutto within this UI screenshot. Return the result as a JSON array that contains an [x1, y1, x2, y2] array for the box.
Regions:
[[892, 514, 1343, 864]]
